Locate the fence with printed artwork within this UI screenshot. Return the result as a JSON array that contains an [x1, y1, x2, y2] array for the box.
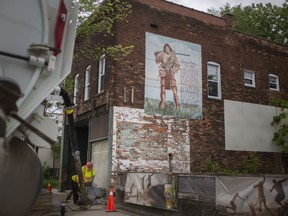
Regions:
[[115, 173, 288, 216]]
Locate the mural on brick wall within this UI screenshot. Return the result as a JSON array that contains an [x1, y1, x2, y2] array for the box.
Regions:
[[124, 173, 177, 211], [216, 176, 288, 215], [145, 32, 202, 119]]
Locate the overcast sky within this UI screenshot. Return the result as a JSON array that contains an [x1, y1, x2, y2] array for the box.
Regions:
[[167, 0, 285, 12]]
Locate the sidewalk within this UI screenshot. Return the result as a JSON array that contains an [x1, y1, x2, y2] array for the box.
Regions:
[[46, 189, 133, 216]]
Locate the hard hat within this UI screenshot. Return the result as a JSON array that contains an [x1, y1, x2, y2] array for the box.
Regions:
[[86, 162, 93, 168]]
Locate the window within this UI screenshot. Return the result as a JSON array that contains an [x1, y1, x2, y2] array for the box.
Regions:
[[207, 62, 221, 99], [73, 74, 79, 104], [269, 74, 279, 91], [244, 70, 255, 87], [84, 65, 91, 101], [98, 55, 105, 93]]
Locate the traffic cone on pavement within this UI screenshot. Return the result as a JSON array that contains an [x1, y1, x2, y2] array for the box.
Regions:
[[106, 187, 116, 212], [48, 182, 52, 192]]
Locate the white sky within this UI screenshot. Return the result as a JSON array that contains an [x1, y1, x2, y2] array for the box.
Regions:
[[166, 0, 285, 12]]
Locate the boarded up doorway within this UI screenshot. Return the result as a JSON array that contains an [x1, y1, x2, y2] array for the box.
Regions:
[[91, 139, 108, 188]]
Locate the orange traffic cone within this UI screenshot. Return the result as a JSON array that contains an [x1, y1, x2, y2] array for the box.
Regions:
[[106, 187, 116, 212], [48, 182, 52, 192]]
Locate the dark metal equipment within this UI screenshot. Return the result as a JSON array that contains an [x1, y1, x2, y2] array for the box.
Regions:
[[60, 88, 88, 204]]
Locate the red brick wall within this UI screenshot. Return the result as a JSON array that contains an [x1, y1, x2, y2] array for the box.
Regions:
[[72, 0, 288, 173]]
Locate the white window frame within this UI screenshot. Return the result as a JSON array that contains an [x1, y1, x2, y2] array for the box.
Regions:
[[244, 70, 255, 87], [73, 74, 79, 105], [98, 54, 105, 93], [269, 74, 279, 91], [207, 61, 221, 99], [84, 65, 91, 101]]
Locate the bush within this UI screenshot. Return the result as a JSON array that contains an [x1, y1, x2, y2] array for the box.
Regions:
[[43, 177, 59, 189], [201, 153, 261, 174], [201, 157, 220, 173], [42, 162, 51, 179], [241, 153, 261, 174], [42, 162, 59, 189]]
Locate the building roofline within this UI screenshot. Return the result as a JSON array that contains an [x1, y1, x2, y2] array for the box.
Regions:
[[133, 0, 230, 27]]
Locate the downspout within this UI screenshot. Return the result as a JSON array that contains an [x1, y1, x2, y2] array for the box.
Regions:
[[107, 107, 114, 192]]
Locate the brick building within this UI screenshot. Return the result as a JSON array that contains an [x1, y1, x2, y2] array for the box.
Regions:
[[60, 0, 288, 191]]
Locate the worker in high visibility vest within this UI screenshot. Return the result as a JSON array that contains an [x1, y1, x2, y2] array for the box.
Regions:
[[66, 162, 97, 204], [71, 174, 80, 204], [82, 162, 95, 186], [65, 174, 80, 204], [82, 162, 100, 200]]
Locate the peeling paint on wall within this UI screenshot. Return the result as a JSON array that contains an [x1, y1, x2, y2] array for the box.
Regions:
[[112, 106, 190, 173]]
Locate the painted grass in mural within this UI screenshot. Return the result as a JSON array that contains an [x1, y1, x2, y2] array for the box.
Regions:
[[144, 98, 202, 119]]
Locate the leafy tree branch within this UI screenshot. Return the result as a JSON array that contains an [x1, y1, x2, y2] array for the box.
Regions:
[[208, 2, 288, 45], [75, 0, 134, 61], [271, 99, 288, 153]]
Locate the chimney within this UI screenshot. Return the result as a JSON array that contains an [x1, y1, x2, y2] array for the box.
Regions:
[[222, 13, 234, 28]]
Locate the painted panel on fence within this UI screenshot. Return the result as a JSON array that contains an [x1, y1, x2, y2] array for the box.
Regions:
[[216, 176, 288, 215], [145, 32, 202, 119], [124, 173, 177, 210]]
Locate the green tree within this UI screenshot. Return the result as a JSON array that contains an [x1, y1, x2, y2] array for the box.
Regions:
[[271, 99, 288, 153], [208, 2, 288, 165], [75, 0, 134, 61], [49, 0, 134, 103], [208, 2, 288, 45]]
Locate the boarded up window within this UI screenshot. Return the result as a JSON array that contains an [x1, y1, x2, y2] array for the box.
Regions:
[[90, 112, 108, 141]]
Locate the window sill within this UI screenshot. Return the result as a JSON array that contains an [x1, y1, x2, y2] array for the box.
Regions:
[[96, 91, 105, 96], [269, 89, 280, 92], [207, 97, 222, 102], [244, 85, 256, 88]]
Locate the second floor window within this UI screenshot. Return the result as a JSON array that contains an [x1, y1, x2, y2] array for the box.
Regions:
[[98, 54, 105, 93], [244, 70, 255, 87], [84, 65, 91, 101], [269, 74, 279, 91], [207, 62, 221, 99], [73, 74, 79, 105]]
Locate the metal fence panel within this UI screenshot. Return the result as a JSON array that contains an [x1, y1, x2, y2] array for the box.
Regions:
[[177, 175, 217, 216]]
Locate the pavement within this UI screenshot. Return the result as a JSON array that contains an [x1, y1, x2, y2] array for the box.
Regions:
[[37, 189, 134, 216]]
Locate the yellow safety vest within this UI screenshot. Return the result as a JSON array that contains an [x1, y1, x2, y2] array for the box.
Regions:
[[71, 175, 78, 183], [81, 165, 95, 182]]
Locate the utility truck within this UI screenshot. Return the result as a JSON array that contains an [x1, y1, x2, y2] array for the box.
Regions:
[[0, 0, 82, 215]]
